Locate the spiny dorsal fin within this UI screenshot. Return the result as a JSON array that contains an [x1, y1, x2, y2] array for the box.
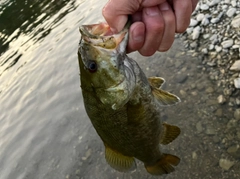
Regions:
[[160, 123, 181, 145], [105, 144, 136, 172], [148, 77, 165, 88], [144, 154, 180, 175], [152, 88, 180, 106]]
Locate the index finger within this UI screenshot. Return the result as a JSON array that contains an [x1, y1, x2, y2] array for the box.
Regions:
[[102, 0, 167, 32], [102, 0, 140, 32]]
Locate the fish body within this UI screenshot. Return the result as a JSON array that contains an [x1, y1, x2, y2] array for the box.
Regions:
[[78, 22, 181, 175]]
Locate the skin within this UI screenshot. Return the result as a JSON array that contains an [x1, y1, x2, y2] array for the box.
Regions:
[[102, 0, 199, 56]]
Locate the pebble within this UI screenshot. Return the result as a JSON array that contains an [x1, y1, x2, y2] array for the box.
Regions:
[[234, 109, 240, 120], [227, 145, 240, 159], [196, 121, 203, 133], [196, 13, 205, 21], [234, 78, 240, 89], [190, 19, 198, 27], [230, 60, 240, 71], [201, 48, 208, 54], [211, 17, 220, 24], [221, 39, 234, 48], [200, 4, 209, 10], [226, 8, 236, 17], [227, 119, 237, 129], [201, 17, 210, 26], [192, 26, 201, 40], [219, 159, 235, 171], [217, 95, 226, 104], [215, 45, 222, 52], [231, 14, 240, 28], [205, 126, 216, 135], [209, 0, 221, 7], [231, 0, 237, 7], [215, 108, 222, 117], [205, 87, 214, 93], [175, 73, 188, 83]]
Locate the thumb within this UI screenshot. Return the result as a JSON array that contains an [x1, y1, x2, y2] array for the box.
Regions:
[[102, 0, 140, 32]]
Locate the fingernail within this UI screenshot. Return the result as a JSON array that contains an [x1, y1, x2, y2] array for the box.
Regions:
[[145, 7, 159, 16], [159, 2, 170, 11]]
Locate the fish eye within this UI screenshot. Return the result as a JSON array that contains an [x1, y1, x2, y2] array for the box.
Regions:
[[87, 60, 97, 72]]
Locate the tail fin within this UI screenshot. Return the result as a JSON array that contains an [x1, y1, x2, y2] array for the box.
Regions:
[[145, 154, 180, 175]]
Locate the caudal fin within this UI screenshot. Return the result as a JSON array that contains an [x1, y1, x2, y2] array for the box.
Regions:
[[145, 154, 180, 175]]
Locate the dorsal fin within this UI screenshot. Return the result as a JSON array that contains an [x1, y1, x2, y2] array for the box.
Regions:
[[148, 77, 165, 88], [152, 88, 180, 106]]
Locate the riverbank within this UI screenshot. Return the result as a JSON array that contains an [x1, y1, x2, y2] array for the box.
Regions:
[[179, 0, 240, 108]]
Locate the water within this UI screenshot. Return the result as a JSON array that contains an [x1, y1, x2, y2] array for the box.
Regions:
[[0, 0, 239, 179]]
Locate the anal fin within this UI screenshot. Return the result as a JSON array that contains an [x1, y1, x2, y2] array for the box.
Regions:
[[104, 144, 136, 172], [145, 154, 180, 175], [160, 123, 181, 145]]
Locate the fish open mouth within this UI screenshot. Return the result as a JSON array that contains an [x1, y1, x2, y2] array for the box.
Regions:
[[79, 23, 128, 50]]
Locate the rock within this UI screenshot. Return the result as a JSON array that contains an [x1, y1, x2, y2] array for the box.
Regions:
[[230, 60, 240, 71], [234, 109, 240, 120], [200, 4, 209, 10], [209, 0, 221, 7], [82, 149, 92, 160], [211, 17, 220, 24], [227, 145, 240, 159], [213, 136, 220, 143], [215, 45, 222, 52], [226, 8, 236, 17], [221, 39, 234, 48], [192, 151, 198, 160], [236, 98, 240, 106], [205, 87, 214, 93], [201, 17, 210, 26], [201, 48, 208, 54], [232, 45, 240, 49], [186, 27, 193, 34], [227, 119, 238, 129], [196, 13, 205, 21], [209, 44, 215, 50], [215, 108, 222, 117], [190, 19, 198, 26], [219, 159, 235, 171], [205, 126, 216, 135], [231, 0, 237, 7], [231, 14, 240, 28], [192, 26, 201, 40], [234, 78, 240, 89], [217, 95, 226, 104], [175, 74, 188, 83], [196, 121, 203, 133]]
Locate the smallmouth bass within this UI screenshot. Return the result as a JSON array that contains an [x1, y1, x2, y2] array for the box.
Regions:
[[78, 21, 181, 175]]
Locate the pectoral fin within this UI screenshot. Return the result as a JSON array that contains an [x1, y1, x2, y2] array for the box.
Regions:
[[160, 123, 181, 145], [148, 77, 165, 88], [152, 88, 180, 106], [105, 144, 136, 172]]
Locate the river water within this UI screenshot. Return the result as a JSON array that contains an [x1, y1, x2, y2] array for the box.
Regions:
[[0, 0, 239, 179]]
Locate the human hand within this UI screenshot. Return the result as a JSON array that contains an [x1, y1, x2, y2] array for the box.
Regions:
[[103, 0, 199, 56]]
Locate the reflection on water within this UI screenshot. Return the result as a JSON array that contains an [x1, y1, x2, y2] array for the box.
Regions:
[[0, 0, 239, 179], [0, 0, 78, 76]]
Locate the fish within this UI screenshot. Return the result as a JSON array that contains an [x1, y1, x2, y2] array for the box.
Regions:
[[77, 21, 181, 175]]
